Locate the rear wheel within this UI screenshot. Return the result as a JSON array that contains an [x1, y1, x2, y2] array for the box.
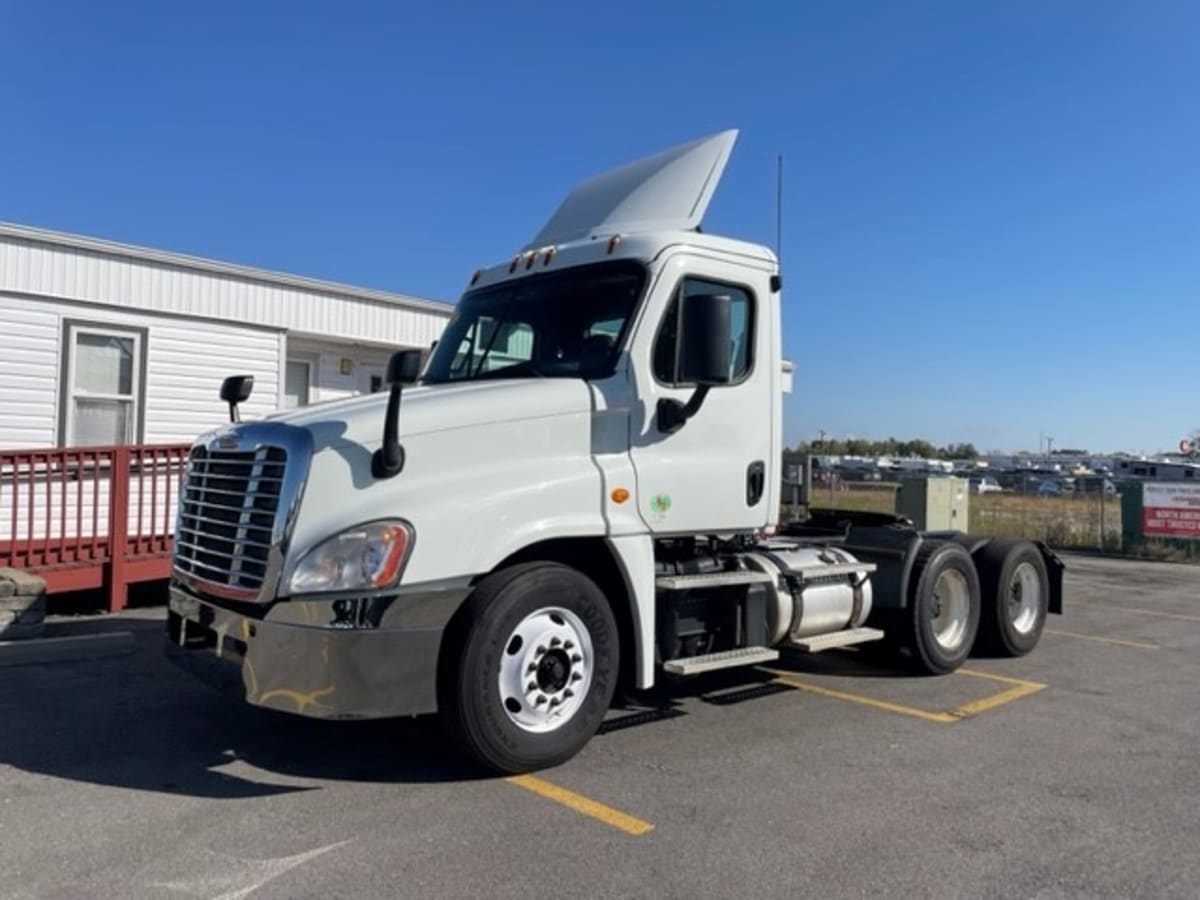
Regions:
[[898, 542, 981, 674], [439, 562, 618, 773], [973, 539, 1049, 656]]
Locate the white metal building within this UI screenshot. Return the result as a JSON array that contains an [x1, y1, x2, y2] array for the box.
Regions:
[[0, 222, 453, 450]]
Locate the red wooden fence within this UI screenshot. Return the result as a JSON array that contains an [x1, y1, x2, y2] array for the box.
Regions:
[[0, 443, 191, 611]]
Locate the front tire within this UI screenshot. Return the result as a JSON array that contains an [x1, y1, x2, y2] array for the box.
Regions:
[[439, 562, 618, 773]]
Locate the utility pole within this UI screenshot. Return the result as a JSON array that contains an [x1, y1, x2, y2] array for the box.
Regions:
[[1046, 436, 1055, 456]]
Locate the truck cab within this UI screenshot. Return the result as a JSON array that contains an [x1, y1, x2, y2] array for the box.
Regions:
[[168, 131, 1062, 772]]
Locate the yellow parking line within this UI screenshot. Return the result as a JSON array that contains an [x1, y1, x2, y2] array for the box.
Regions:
[[764, 670, 957, 724], [1044, 627, 1158, 649], [945, 668, 1046, 718], [955, 667, 1046, 689], [764, 666, 1045, 724], [1076, 603, 1200, 623], [506, 774, 654, 836]]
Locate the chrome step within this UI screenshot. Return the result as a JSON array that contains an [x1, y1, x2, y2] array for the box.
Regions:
[[656, 570, 776, 591], [788, 627, 885, 653], [662, 646, 780, 676], [785, 562, 877, 581]]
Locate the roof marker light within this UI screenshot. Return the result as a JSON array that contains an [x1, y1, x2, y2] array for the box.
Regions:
[[469, 269, 482, 286], [543, 247, 556, 266], [525, 251, 537, 270], [509, 255, 521, 273], [607, 234, 621, 255]]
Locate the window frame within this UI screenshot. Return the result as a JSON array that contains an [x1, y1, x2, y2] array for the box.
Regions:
[[58, 319, 148, 447], [650, 274, 758, 389]]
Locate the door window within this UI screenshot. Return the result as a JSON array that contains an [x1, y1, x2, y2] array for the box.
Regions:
[[653, 277, 755, 386]]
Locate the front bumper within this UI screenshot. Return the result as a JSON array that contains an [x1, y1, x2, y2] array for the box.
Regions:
[[168, 579, 470, 719]]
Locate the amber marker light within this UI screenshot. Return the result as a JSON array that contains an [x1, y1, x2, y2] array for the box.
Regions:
[[611, 487, 630, 504], [606, 234, 621, 255]]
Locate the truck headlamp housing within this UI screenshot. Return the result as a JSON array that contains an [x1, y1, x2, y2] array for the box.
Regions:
[[287, 520, 414, 595]]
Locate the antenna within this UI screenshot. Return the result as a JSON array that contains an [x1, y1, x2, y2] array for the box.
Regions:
[[775, 153, 783, 265]]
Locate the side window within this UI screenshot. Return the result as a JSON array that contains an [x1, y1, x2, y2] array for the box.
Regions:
[[652, 277, 754, 385]]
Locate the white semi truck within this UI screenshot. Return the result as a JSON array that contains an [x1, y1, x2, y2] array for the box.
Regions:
[[168, 131, 1063, 772]]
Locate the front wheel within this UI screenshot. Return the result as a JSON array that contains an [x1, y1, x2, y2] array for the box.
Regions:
[[439, 562, 618, 773]]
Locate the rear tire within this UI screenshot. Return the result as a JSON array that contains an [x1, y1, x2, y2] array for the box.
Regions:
[[439, 562, 618, 774], [973, 539, 1049, 656], [898, 542, 981, 674]]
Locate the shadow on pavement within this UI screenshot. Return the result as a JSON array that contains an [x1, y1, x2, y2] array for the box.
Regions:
[[0, 616, 487, 800]]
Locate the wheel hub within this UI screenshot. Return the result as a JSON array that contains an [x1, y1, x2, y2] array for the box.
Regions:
[[930, 569, 970, 651], [498, 607, 593, 734], [1008, 562, 1042, 635], [537, 649, 571, 692]]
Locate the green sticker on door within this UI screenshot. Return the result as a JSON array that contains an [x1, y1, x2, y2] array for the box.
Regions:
[[649, 493, 672, 520]]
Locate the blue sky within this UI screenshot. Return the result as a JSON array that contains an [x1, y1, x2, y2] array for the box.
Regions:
[[2, 1, 1196, 454]]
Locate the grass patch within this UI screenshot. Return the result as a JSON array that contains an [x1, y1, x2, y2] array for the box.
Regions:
[[792, 484, 1127, 554]]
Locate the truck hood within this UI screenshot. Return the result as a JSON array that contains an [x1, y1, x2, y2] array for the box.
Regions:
[[265, 378, 594, 452]]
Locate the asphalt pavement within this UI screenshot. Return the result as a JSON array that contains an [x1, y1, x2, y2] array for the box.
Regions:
[[1, 554, 1198, 899]]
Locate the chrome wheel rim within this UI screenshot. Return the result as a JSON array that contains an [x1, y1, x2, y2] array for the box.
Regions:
[[497, 607, 593, 734], [931, 569, 971, 651], [1009, 562, 1042, 635]]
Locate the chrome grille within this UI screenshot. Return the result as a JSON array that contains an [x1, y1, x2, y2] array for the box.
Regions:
[[175, 444, 288, 596]]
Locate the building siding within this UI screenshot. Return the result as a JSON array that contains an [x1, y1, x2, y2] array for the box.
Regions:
[[0, 292, 280, 448], [0, 298, 63, 448], [0, 225, 452, 349]]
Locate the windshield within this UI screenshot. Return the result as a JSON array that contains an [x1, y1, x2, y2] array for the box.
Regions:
[[424, 261, 647, 384]]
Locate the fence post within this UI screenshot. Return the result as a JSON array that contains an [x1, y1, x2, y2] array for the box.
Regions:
[[105, 446, 131, 613]]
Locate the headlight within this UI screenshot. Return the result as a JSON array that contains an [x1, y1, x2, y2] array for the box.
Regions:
[[287, 520, 414, 594]]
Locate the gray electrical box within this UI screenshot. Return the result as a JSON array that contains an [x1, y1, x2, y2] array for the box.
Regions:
[[896, 477, 969, 532]]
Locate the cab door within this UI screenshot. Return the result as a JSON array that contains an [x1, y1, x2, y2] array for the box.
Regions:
[[627, 252, 777, 534]]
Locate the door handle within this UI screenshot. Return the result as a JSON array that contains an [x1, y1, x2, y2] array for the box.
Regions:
[[746, 460, 765, 506]]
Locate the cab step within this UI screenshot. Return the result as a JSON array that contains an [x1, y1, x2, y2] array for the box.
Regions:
[[662, 646, 779, 676], [656, 570, 776, 591], [788, 627, 885, 653]]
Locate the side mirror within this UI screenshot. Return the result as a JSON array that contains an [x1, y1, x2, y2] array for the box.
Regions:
[[386, 348, 424, 386], [219, 375, 254, 423], [373, 348, 425, 479], [678, 293, 733, 386], [657, 294, 732, 434]]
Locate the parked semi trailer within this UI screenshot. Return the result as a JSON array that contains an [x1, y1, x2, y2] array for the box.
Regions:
[[168, 131, 1064, 772]]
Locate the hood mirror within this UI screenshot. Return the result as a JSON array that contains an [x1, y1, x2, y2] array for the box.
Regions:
[[220, 375, 254, 423], [373, 348, 424, 479]]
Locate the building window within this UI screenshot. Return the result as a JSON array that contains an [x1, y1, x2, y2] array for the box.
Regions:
[[653, 277, 755, 386], [61, 322, 144, 446], [284, 359, 312, 408]]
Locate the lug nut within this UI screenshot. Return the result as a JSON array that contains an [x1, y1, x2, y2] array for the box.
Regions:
[[526, 663, 537, 674], [564, 641, 575, 650], [536, 645, 546, 657], [570, 653, 582, 663], [527, 682, 537, 692], [535, 694, 547, 705], [563, 689, 574, 699], [570, 672, 582, 682], [549, 697, 561, 708], [550, 637, 562, 648]]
